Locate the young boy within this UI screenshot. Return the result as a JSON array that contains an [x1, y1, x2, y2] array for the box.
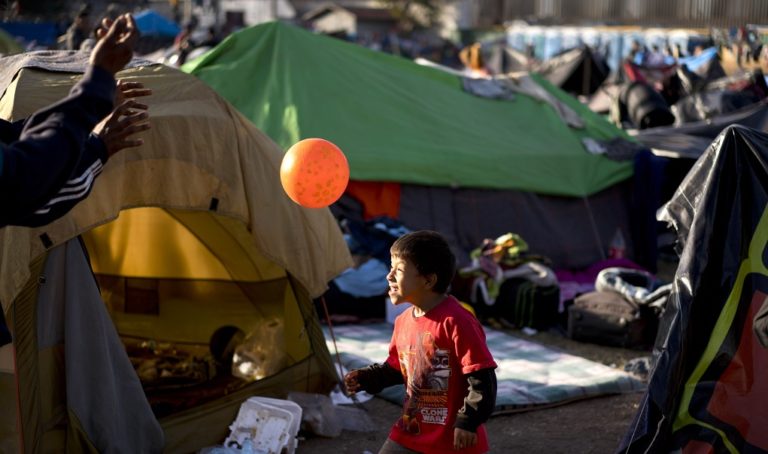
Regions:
[[344, 231, 497, 453]]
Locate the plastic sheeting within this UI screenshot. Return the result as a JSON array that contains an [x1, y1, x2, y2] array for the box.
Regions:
[[619, 125, 768, 453]]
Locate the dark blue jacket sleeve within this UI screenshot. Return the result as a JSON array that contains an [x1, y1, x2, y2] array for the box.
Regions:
[[0, 65, 115, 228]]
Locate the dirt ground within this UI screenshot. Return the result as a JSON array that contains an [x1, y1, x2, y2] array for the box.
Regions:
[[296, 329, 649, 454]]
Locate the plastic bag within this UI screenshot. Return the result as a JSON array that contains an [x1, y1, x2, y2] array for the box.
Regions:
[[232, 318, 286, 381]]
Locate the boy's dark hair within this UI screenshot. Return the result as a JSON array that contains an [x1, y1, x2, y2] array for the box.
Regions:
[[390, 230, 456, 293]]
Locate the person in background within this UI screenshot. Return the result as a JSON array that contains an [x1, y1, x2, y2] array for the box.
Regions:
[[345, 231, 498, 454], [199, 26, 220, 48], [172, 20, 198, 65], [65, 4, 92, 51]]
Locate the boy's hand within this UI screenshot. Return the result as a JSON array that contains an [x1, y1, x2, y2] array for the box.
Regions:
[[343, 369, 362, 394], [453, 428, 477, 450]]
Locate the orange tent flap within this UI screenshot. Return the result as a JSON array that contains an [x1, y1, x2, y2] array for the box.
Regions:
[[345, 181, 401, 220]]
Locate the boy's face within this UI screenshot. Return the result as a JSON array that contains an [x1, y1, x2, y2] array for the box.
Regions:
[[387, 254, 432, 305]]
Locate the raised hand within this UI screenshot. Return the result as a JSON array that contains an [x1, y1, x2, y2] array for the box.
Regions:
[[96, 99, 150, 158], [89, 13, 139, 76], [115, 79, 153, 107]]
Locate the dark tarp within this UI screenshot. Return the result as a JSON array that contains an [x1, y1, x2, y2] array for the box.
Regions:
[[619, 125, 768, 453], [632, 100, 768, 159], [672, 69, 768, 124], [535, 46, 611, 96]]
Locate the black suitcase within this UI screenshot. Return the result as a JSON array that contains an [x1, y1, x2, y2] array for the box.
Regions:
[[567, 290, 654, 349]]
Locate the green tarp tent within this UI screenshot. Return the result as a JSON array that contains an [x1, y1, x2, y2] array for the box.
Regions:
[[183, 22, 630, 197], [0, 28, 21, 56], [182, 22, 638, 269]]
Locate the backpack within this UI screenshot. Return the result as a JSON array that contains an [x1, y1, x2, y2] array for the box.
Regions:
[[473, 277, 560, 331]]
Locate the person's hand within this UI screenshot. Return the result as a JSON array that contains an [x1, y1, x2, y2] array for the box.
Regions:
[[89, 13, 139, 76], [115, 79, 152, 106], [453, 428, 478, 450], [343, 369, 362, 394], [95, 99, 150, 158]]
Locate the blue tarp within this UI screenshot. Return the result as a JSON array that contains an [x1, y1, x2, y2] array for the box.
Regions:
[[0, 21, 60, 47], [678, 46, 719, 73], [134, 10, 179, 37]]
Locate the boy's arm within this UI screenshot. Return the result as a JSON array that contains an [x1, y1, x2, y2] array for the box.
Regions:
[[454, 367, 497, 432], [348, 362, 404, 395]]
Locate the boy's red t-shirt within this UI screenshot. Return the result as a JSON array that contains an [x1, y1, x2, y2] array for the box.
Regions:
[[385, 295, 497, 454]]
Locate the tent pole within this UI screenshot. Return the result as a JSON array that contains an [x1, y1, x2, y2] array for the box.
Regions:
[[319, 296, 345, 383], [319, 297, 368, 411]]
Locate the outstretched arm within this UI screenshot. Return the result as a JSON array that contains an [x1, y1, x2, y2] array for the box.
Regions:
[[15, 84, 151, 227], [0, 14, 141, 227], [0, 65, 116, 226], [344, 362, 404, 395]]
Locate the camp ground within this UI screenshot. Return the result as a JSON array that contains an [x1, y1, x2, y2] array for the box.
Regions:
[[0, 46, 653, 453], [182, 21, 642, 271], [0, 53, 351, 453]]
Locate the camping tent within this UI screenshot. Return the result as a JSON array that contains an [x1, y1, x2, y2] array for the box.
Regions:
[[534, 46, 611, 96], [619, 125, 768, 452], [483, 40, 532, 75], [0, 52, 351, 453], [183, 22, 639, 269]]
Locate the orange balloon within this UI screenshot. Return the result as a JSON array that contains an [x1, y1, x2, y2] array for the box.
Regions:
[[280, 138, 350, 208]]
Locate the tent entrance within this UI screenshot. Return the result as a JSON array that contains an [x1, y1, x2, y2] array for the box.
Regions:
[[94, 275, 312, 418], [81, 207, 316, 419]]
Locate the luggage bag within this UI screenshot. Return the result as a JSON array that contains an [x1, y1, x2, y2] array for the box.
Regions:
[[567, 290, 654, 349]]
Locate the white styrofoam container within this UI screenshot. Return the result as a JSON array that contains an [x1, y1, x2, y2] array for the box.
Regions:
[[224, 397, 302, 454], [249, 397, 302, 454]]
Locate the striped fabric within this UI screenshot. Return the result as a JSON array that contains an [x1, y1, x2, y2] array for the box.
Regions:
[[34, 159, 103, 215]]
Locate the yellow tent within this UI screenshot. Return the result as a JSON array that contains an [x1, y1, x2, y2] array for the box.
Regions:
[[0, 54, 352, 453]]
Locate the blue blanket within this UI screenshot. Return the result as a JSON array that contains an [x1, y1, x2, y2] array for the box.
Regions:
[[323, 323, 645, 413]]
